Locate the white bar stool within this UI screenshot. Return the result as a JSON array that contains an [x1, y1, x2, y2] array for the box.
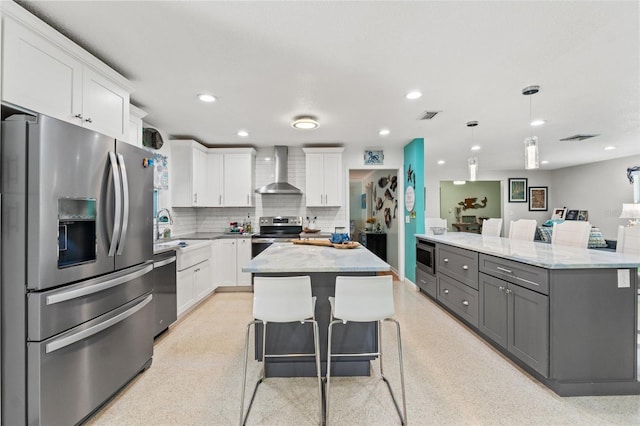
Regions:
[[239, 276, 322, 425], [326, 275, 407, 425]]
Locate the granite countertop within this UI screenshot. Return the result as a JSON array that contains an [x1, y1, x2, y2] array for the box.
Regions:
[[243, 242, 390, 273], [175, 232, 254, 239], [416, 233, 640, 269]]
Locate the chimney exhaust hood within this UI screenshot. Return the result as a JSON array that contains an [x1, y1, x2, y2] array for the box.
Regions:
[[255, 146, 303, 195]]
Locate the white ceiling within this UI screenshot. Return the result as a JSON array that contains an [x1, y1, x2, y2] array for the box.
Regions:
[[16, 1, 640, 171]]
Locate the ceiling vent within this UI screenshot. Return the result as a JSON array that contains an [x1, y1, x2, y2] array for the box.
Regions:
[[559, 134, 599, 141], [418, 111, 441, 120]]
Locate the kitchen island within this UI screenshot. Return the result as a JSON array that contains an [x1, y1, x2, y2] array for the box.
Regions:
[[243, 242, 390, 377], [416, 232, 640, 396]]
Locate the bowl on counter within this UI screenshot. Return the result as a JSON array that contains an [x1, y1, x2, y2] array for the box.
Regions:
[[430, 227, 446, 235], [330, 233, 350, 244]]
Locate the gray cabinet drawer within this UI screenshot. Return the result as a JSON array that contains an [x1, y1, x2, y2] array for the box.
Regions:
[[479, 254, 549, 295], [437, 274, 479, 327], [416, 269, 436, 298], [437, 244, 479, 289]]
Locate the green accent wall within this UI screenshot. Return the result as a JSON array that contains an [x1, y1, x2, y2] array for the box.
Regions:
[[404, 138, 424, 283]]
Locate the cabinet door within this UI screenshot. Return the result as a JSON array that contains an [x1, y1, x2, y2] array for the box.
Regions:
[[478, 273, 508, 348], [128, 115, 143, 148], [223, 154, 253, 206], [205, 153, 224, 206], [171, 143, 195, 207], [305, 153, 325, 206], [507, 284, 549, 376], [194, 149, 210, 206], [177, 268, 195, 316], [216, 239, 238, 286], [236, 238, 252, 285], [194, 260, 212, 300], [2, 18, 83, 123], [82, 67, 129, 140], [322, 152, 342, 206]]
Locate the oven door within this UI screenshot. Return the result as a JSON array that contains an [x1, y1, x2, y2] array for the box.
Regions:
[[416, 241, 436, 275]]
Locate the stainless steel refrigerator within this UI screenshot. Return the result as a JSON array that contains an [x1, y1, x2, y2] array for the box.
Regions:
[[1, 113, 155, 425]]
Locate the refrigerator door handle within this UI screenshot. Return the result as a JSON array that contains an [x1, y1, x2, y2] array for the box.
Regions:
[[108, 151, 122, 257], [45, 263, 153, 305], [116, 153, 130, 255], [45, 294, 153, 354]]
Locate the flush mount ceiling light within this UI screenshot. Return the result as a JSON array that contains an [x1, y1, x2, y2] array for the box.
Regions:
[[541, 160, 550, 165], [405, 91, 422, 100], [237, 130, 249, 137], [471, 145, 481, 151], [522, 85, 541, 170], [292, 116, 319, 129], [604, 146, 617, 150], [378, 128, 390, 136], [531, 119, 545, 126], [197, 93, 216, 103], [437, 160, 445, 165]]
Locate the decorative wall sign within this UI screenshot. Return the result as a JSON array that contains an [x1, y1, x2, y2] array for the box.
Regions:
[[364, 150, 384, 165], [457, 197, 488, 210], [405, 186, 415, 212], [528, 186, 548, 211], [509, 178, 527, 203]]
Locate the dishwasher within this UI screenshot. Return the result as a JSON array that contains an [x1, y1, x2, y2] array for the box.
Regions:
[[152, 250, 177, 337]]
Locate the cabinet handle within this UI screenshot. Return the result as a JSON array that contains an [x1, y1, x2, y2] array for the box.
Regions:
[[462, 265, 469, 270], [419, 279, 426, 284], [505, 288, 512, 294], [496, 266, 513, 274], [74, 113, 83, 120], [443, 289, 449, 294], [462, 300, 469, 306], [247, 195, 249, 204], [498, 286, 505, 292], [219, 195, 222, 205], [84, 117, 93, 123], [443, 258, 449, 263], [194, 193, 198, 203]]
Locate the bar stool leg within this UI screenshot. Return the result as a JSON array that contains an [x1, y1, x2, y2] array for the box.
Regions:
[[311, 320, 323, 424], [325, 319, 340, 425], [380, 318, 407, 425], [240, 320, 261, 426]]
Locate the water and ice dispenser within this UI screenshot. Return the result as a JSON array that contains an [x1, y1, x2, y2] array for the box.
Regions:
[[58, 198, 97, 268]]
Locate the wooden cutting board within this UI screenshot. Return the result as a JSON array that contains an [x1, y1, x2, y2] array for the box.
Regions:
[[291, 239, 360, 249]]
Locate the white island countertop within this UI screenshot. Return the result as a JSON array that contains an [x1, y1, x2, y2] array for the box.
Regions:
[[416, 233, 640, 270], [243, 242, 391, 273]]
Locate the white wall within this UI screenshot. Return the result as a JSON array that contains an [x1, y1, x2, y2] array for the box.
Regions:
[[550, 155, 640, 239]]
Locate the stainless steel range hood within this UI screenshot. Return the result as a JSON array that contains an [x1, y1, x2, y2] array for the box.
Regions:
[[255, 146, 303, 195]]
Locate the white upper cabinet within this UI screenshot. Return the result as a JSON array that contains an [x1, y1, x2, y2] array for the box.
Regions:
[[222, 150, 255, 207], [127, 105, 148, 148], [171, 142, 255, 208], [303, 148, 344, 207], [1, 4, 132, 140], [171, 140, 208, 207]]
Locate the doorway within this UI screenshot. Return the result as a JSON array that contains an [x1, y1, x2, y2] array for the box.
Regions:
[[439, 180, 502, 233], [349, 169, 401, 274]]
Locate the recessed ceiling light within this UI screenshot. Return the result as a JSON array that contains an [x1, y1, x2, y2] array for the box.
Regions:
[[378, 129, 390, 136], [453, 180, 466, 185], [604, 146, 616, 150], [237, 130, 249, 137], [437, 160, 445, 165], [198, 93, 216, 103], [530, 119, 545, 126], [405, 91, 422, 100], [471, 145, 481, 151], [292, 116, 319, 129], [541, 160, 550, 165]]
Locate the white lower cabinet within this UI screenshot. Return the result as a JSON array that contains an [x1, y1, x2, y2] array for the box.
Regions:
[[213, 237, 251, 286], [176, 241, 213, 317]]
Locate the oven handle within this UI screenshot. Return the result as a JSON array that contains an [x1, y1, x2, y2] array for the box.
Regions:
[[45, 294, 152, 354]]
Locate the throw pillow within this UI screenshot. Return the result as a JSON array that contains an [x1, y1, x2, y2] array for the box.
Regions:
[[537, 226, 553, 243], [588, 227, 608, 249]]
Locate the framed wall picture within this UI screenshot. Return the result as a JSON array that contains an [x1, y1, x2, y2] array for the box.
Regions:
[[364, 150, 384, 165], [577, 210, 589, 221], [565, 210, 578, 220], [551, 207, 567, 220], [528, 186, 548, 211], [508, 178, 527, 203]]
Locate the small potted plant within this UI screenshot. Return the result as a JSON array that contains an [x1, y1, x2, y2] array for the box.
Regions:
[[366, 217, 376, 231]]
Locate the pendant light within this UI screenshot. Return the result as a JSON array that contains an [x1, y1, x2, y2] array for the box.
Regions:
[[522, 85, 540, 169], [467, 121, 478, 181]]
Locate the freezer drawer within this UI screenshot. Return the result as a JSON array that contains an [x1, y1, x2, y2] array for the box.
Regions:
[[28, 261, 153, 341], [27, 293, 153, 426]]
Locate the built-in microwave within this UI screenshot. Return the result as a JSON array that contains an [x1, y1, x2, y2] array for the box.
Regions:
[[416, 240, 436, 276]]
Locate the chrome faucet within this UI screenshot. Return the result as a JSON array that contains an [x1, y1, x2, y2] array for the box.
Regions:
[[155, 208, 174, 240]]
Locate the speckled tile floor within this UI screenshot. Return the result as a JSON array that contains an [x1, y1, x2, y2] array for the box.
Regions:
[[87, 281, 640, 425]]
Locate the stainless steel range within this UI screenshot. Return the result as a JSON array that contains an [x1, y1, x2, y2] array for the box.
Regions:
[[251, 216, 302, 257]]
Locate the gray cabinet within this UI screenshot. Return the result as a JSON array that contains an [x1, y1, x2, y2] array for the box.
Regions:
[[438, 273, 479, 327], [437, 245, 479, 289], [479, 272, 549, 376], [415, 269, 436, 298], [435, 244, 479, 326]]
